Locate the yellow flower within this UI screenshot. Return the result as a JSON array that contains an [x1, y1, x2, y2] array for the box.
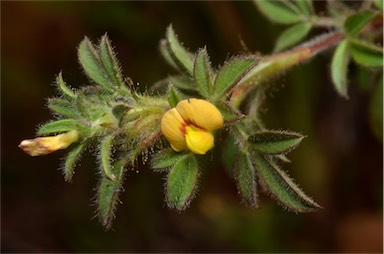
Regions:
[[161, 99, 223, 155], [19, 130, 79, 156]]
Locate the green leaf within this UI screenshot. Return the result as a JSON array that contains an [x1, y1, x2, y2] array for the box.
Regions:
[[159, 39, 179, 70], [166, 25, 194, 75], [194, 47, 214, 97], [169, 75, 196, 92], [112, 104, 130, 121], [100, 135, 116, 180], [56, 72, 76, 98], [254, 153, 321, 212], [213, 56, 258, 100], [254, 0, 302, 24], [248, 130, 304, 155], [331, 40, 350, 98], [48, 98, 79, 118], [167, 85, 182, 108], [99, 34, 124, 87], [344, 10, 377, 36], [62, 141, 87, 182], [294, 0, 315, 17], [75, 91, 91, 119], [38, 119, 78, 135], [216, 101, 244, 122], [151, 149, 186, 170], [234, 150, 258, 207], [97, 159, 126, 229], [274, 23, 312, 52], [78, 37, 113, 90], [350, 39, 383, 67], [166, 154, 199, 210]]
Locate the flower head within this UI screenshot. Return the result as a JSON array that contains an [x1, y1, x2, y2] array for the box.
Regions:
[[161, 99, 223, 154], [19, 130, 79, 156]]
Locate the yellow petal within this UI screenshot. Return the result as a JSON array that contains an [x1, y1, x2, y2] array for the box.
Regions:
[[185, 125, 214, 155], [176, 99, 223, 131], [161, 108, 187, 152], [19, 130, 79, 156]]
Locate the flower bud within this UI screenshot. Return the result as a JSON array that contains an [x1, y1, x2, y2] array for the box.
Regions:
[[19, 130, 79, 156]]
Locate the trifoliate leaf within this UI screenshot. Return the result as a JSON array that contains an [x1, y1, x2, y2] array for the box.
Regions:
[[78, 37, 113, 91], [331, 40, 350, 98], [254, 153, 321, 212], [248, 130, 305, 155], [166, 154, 199, 210]]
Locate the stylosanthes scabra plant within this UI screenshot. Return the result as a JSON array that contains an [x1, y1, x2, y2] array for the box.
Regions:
[[19, 0, 382, 229]]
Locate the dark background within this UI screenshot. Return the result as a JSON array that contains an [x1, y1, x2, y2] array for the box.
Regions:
[[1, 1, 382, 253]]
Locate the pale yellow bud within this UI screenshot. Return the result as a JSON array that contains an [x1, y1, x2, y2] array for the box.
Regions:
[[19, 130, 79, 156]]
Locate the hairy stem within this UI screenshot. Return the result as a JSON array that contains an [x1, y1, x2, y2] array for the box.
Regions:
[[230, 31, 345, 107]]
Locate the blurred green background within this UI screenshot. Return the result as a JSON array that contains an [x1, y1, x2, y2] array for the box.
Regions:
[[2, 1, 382, 252]]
